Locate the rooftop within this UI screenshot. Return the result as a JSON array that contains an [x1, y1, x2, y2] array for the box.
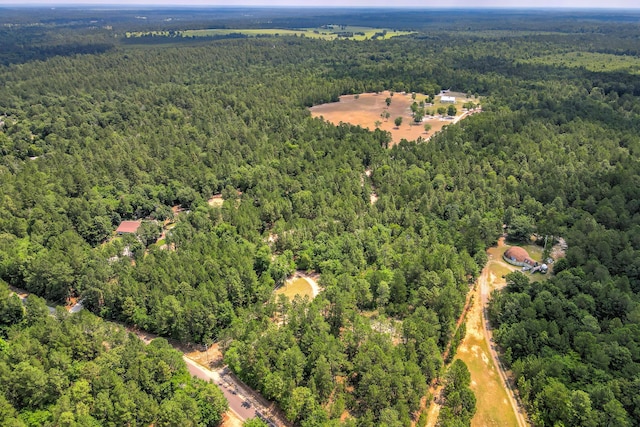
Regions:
[[116, 220, 142, 234], [504, 246, 536, 265]]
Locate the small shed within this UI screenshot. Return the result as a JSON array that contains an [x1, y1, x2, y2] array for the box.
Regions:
[[116, 220, 142, 235], [441, 96, 456, 103]]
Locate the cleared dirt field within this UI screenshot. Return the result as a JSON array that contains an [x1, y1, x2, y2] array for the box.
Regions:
[[456, 266, 520, 427], [456, 237, 544, 427], [208, 194, 224, 208], [274, 272, 320, 301], [309, 91, 478, 146]]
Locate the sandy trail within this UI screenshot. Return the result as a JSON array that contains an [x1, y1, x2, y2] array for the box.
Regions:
[[478, 239, 529, 427], [425, 237, 529, 427]]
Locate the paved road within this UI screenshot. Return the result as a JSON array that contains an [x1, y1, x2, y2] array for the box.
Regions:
[[133, 329, 282, 426], [10, 286, 56, 314], [69, 300, 84, 313], [183, 358, 276, 424], [11, 287, 283, 425]]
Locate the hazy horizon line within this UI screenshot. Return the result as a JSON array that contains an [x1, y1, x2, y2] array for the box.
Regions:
[[1, 3, 639, 9]]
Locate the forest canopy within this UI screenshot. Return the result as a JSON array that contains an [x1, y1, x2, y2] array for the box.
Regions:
[[1, 6, 640, 426], [0, 282, 228, 427]]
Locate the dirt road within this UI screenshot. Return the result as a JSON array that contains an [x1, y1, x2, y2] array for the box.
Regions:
[[423, 284, 474, 427], [478, 257, 529, 427], [424, 241, 529, 427]]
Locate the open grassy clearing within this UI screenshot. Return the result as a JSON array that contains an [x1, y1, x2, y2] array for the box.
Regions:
[[454, 240, 523, 427], [126, 26, 414, 41], [274, 275, 320, 301], [457, 237, 559, 425], [521, 51, 640, 74], [184, 28, 325, 39], [456, 333, 519, 427], [310, 90, 480, 145]]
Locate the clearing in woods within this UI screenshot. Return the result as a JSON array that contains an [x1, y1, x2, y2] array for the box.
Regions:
[[127, 26, 414, 41], [521, 51, 640, 74], [274, 272, 321, 300], [309, 91, 479, 146], [427, 238, 541, 427], [455, 253, 520, 427], [454, 238, 550, 427]]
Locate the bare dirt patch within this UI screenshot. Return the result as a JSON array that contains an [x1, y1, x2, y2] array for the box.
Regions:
[[208, 194, 225, 208], [309, 91, 479, 146], [186, 342, 224, 370], [275, 271, 321, 301], [454, 259, 521, 427], [551, 237, 567, 260], [221, 412, 243, 427]]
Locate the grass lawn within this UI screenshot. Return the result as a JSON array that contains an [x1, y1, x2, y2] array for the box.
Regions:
[[456, 333, 520, 427], [127, 26, 414, 41], [490, 263, 513, 280]]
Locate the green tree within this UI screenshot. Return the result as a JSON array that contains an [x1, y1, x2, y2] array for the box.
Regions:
[[394, 117, 403, 127], [137, 221, 162, 246], [196, 383, 228, 427], [0, 291, 24, 326], [243, 419, 268, 427], [157, 391, 199, 427], [311, 355, 334, 403], [508, 215, 535, 242], [269, 250, 296, 286], [6, 361, 49, 408]]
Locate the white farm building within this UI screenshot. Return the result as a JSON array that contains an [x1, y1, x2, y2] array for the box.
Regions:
[[441, 96, 456, 103]]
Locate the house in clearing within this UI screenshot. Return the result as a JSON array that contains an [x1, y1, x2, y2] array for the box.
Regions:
[[116, 220, 142, 235], [503, 246, 537, 268], [441, 96, 456, 103]]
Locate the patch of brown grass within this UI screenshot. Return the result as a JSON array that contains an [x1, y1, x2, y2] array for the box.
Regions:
[[275, 277, 314, 300], [186, 343, 224, 369], [309, 91, 477, 146], [455, 261, 519, 427]]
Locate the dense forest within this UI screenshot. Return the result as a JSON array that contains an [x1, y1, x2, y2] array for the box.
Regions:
[[1, 6, 640, 426], [0, 283, 228, 426]]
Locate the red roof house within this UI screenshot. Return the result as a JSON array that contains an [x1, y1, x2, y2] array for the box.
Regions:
[[503, 246, 537, 267], [116, 220, 142, 235]]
